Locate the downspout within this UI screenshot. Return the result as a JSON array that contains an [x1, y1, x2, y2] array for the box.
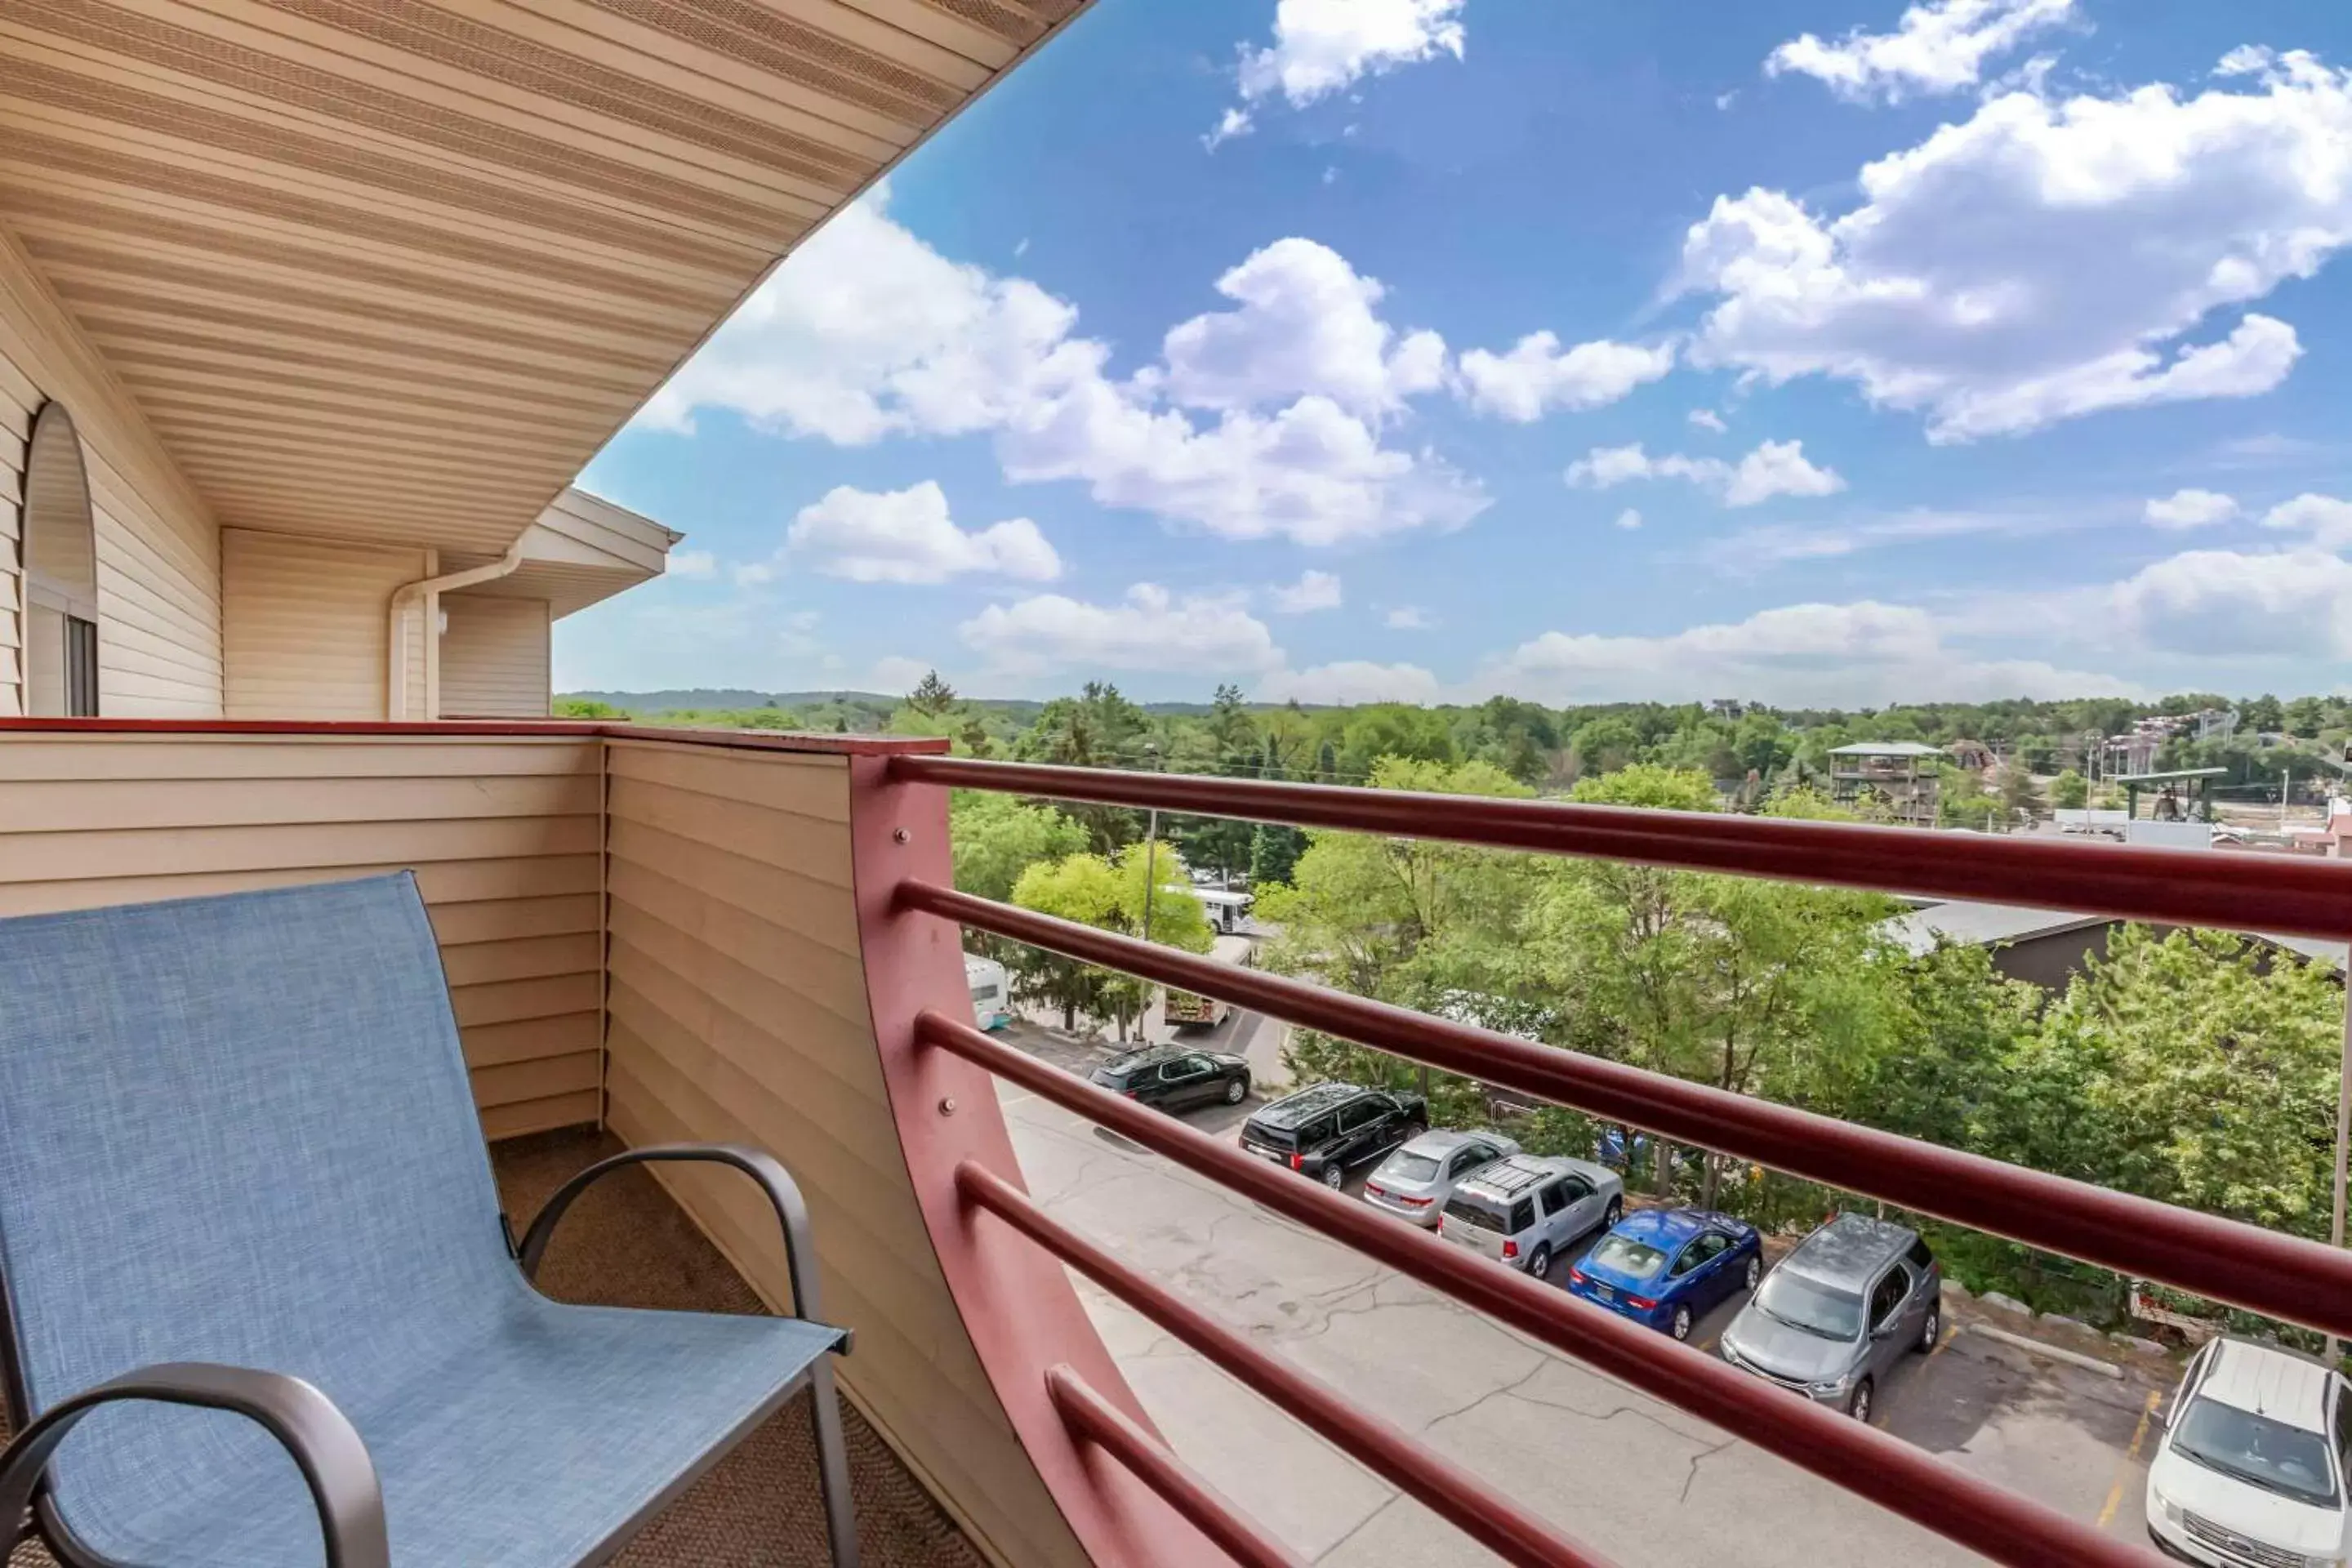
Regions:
[[386, 538, 526, 719]]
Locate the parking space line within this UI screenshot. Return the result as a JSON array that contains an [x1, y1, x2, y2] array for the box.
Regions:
[[2096, 1388, 2162, 1529]]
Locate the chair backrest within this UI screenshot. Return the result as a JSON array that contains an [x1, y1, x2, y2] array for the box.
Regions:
[[0, 873, 515, 1536]]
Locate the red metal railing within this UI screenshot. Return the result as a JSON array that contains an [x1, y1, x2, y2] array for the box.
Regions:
[[957, 1155, 1605, 1568], [1043, 1365, 1303, 1568], [890, 753, 2352, 1566], [905, 880, 2352, 1339], [892, 754, 2352, 942]]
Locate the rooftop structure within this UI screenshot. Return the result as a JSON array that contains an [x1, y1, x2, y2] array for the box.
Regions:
[[1827, 742, 1942, 826]]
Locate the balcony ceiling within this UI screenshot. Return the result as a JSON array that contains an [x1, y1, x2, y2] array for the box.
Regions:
[[0, 0, 1085, 554]]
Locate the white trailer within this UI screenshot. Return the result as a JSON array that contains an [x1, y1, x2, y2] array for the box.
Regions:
[[964, 954, 1013, 1031]]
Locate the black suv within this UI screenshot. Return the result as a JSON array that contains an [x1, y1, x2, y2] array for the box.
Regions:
[[1239, 1083, 1428, 1188], [1089, 1045, 1251, 1114]]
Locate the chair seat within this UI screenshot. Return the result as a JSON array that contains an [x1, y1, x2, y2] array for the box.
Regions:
[[48, 1295, 846, 1568]]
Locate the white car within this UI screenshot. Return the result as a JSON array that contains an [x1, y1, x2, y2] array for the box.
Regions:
[[2145, 1336, 2352, 1568]]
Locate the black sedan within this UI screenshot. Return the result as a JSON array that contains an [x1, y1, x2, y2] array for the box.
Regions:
[[1090, 1045, 1252, 1113]]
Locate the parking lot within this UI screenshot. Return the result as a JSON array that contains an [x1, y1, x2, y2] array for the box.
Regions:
[[996, 1018, 2176, 1565]]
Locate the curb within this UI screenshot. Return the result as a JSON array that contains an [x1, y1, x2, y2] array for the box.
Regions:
[[1967, 1321, 2125, 1380]]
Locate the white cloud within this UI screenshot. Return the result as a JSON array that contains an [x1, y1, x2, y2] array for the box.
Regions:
[[1156, 238, 1447, 419], [1454, 334, 1675, 422], [1704, 506, 2069, 572], [866, 655, 938, 693], [1688, 408, 1727, 433], [1384, 605, 1434, 630], [2144, 488, 2239, 530], [1258, 660, 1441, 706], [776, 608, 823, 656], [1270, 569, 1343, 613], [959, 584, 1285, 677], [1679, 54, 2352, 442], [2264, 492, 2352, 549], [642, 190, 1485, 546], [1205, 106, 1254, 151], [1615, 509, 1643, 531], [638, 184, 1085, 447], [1564, 439, 1845, 507], [1217, 0, 1468, 143], [732, 562, 777, 586], [784, 481, 1061, 583], [1480, 600, 2128, 706], [2109, 548, 2352, 657], [666, 549, 716, 579], [1766, 0, 2076, 105]]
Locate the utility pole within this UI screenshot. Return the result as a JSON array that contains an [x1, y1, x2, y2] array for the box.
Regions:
[[1138, 740, 1163, 947]]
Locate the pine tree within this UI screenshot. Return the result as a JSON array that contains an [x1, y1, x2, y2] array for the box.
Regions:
[[906, 669, 959, 715]]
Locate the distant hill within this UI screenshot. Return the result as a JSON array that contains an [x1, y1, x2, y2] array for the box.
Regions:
[[564, 688, 887, 711], [562, 688, 1218, 717]]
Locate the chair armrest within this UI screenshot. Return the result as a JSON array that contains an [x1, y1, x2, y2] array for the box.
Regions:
[[0, 1362, 386, 1568], [518, 1143, 847, 1349]]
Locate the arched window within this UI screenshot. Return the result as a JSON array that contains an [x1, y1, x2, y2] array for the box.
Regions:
[[20, 401, 97, 717]]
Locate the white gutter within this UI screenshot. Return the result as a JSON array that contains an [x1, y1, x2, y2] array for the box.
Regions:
[[385, 538, 527, 719]]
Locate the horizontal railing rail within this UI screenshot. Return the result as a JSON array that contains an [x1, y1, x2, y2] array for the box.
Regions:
[[1041, 1366, 1303, 1568], [924, 1010, 2144, 1568], [956, 1152, 1604, 1568], [889, 755, 2352, 942], [904, 880, 2352, 1342]]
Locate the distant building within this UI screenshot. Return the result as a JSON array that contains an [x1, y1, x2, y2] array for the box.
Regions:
[[1944, 738, 1996, 773], [1828, 742, 1943, 826], [1884, 898, 2344, 991]]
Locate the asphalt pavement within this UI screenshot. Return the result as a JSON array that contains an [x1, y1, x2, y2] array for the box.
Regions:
[[992, 1018, 2173, 1566]]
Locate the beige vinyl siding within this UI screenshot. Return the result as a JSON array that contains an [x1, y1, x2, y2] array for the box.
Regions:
[[223, 528, 428, 719], [0, 733, 605, 1138], [441, 595, 549, 718], [601, 739, 1088, 1568], [0, 229, 221, 717]]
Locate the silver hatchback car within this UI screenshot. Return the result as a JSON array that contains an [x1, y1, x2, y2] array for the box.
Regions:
[[1719, 1212, 1941, 1424], [1363, 1129, 1521, 1227]]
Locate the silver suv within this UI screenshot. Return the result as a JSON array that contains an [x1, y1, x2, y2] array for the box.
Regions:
[[1719, 1212, 1940, 1423], [1437, 1154, 1622, 1280]]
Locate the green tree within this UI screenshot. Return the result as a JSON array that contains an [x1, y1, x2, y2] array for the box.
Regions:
[[1337, 705, 1457, 778], [1261, 760, 1539, 1110], [1567, 715, 1646, 777], [2050, 768, 2090, 810], [1007, 841, 1213, 1040], [950, 792, 1087, 904], [1250, 822, 1305, 887], [554, 697, 626, 719], [1997, 764, 2038, 822], [1017, 682, 1151, 852], [905, 669, 959, 715], [1515, 767, 1900, 1202], [1993, 927, 2344, 1235]]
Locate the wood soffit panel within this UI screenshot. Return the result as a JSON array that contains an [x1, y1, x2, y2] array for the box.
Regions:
[[0, 0, 1087, 553]]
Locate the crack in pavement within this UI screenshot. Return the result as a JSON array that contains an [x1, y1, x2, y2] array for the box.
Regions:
[[1311, 1490, 1407, 1566], [1678, 1437, 1739, 1504]]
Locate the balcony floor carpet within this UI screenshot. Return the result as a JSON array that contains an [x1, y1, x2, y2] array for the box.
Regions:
[[6, 1125, 982, 1568]]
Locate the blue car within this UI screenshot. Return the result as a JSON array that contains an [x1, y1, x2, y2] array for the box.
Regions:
[[1566, 1207, 1764, 1343]]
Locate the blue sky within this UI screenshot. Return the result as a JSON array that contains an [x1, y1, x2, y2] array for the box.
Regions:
[[563, 0, 2352, 707]]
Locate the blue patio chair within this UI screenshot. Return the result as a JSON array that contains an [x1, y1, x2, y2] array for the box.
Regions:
[[0, 873, 859, 1568]]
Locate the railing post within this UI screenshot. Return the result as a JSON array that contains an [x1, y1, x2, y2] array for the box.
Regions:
[[842, 755, 1228, 1568]]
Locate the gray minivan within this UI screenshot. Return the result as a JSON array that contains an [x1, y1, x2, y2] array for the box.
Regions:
[[1718, 1212, 1941, 1423]]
